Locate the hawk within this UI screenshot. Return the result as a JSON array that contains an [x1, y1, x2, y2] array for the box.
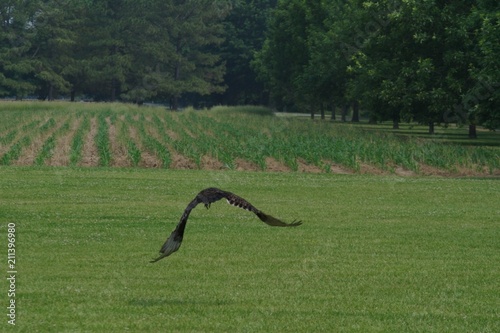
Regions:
[[151, 187, 302, 262]]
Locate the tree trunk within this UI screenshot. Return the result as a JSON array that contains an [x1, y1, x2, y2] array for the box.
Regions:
[[351, 100, 360, 122], [171, 96, 179, 111], [172, 59, 181, 111], [70, 89, 76, 102], [341, 104, 348, 122], [48, 84, 54, 101], [392, 111, 400, 129], [111, 78, 116, 102], [320, 104, 325, 120], [428, 122, 435, 135], [468, 124, 477, 139], [331, 105, 336, 121]]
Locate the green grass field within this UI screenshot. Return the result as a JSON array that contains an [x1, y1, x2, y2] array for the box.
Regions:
[[1, 167, 499, 332]]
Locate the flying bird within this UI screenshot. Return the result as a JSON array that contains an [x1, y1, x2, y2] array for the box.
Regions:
[[151, 187, 302, 262]]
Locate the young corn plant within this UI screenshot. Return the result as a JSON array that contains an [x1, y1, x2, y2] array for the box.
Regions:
[[39, 118, 56, 132], [22, 120, 42, 132], [34, 135, 56, 166], [165, 114, 203, 168], [127, 140, 142, 167], [116, 118, 139, 167], [0, 136, 31, 165], [70, 116, 90, 166], [125, 125, 141, 167], [96, 113, 111, 167], [1, 118, 55, 166], [136, 120, 171, 168], [0, 130, 18, 145], [34, 120, 71, 166], [1, 102, 499, 174]]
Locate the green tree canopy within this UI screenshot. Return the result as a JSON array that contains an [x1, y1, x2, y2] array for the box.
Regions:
[[254, 0, 499, 134], [0, 0, 230, 108]]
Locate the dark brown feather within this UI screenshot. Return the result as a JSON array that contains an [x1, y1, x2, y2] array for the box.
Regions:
[[151, 187, 301, 262]]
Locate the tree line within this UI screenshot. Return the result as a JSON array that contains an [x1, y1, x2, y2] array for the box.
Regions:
[[0, 0, 272, 108], [1, 0, 281, 108], [254, 0, 499, 136], [1, 1, 499, 136]]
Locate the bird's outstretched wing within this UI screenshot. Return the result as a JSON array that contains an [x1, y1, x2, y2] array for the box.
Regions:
[[223, 191, 302, 227], [151, 188, 301, 263], [150, 196, 200, 263]]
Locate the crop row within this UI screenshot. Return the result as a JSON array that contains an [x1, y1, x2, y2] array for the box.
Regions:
[[0, 102, 498, 175], [195, 107, 500, 174]]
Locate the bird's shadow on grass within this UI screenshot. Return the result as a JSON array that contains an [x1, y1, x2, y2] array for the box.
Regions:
[[128, 298, 233, 307]]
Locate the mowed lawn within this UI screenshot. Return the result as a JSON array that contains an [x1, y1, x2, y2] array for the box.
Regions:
[[1, 167, 499, 332]]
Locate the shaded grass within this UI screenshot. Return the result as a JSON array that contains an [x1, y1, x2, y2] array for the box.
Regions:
[[0, 167, 499, 332], [357, 122, 500, 147]]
